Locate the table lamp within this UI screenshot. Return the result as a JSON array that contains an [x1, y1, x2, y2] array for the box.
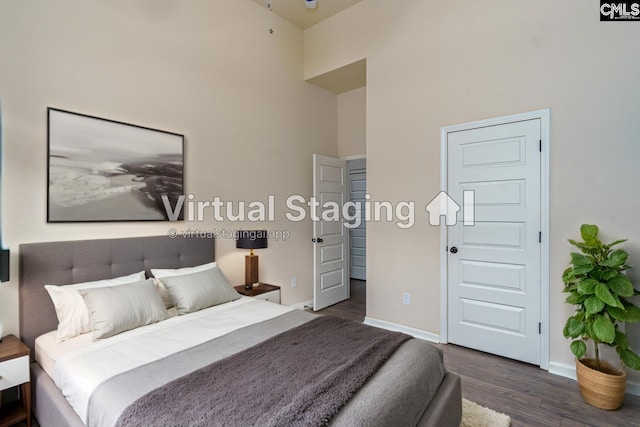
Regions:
[[236, 230, 268, 289]]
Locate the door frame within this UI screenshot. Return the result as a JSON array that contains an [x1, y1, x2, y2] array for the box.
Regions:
[[439, 109, 551, 370], [343, 154, 367, 281]]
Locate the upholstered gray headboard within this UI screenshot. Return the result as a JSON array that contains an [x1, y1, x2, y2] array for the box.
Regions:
[[19, 235, 215, 358]]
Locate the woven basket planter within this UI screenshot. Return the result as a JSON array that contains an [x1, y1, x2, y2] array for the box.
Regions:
[[575, 358, 626, 410]]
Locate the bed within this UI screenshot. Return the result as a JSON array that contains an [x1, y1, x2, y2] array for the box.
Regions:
[[19, 235, 461, 427]]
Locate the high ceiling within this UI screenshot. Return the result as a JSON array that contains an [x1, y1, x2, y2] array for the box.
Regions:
[[251, 0, 366, 93], [251, 0, 363, 29]]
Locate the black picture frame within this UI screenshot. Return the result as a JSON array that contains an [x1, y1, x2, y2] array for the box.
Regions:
[[47, 108, 184, 222]]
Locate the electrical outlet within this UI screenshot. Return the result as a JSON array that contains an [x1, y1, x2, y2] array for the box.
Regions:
[[402, 292, 411, 305], [291, 277, 297, 288]]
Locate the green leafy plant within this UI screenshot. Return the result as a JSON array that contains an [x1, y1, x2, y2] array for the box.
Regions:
[[563, 224, 640, 372]]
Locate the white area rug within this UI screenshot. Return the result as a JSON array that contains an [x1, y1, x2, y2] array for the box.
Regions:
[[461, 398, 511, 427]]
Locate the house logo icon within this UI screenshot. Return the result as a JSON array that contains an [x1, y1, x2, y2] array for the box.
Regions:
[[425, 191, 475, 226]]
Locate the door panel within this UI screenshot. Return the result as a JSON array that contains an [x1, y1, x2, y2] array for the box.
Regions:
[[320, 244, 343, 263], [459, 299, 526, 335], [459, 260, 525, 292], [461, 180, 525, 207], [461, 221, 525, 249], [447, 119, 541, 365], [460, 137, 526, 167]]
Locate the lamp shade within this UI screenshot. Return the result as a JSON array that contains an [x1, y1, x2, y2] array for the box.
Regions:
[[236, 230, 268, 250]]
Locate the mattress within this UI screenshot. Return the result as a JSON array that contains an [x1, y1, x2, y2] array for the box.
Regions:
[[35, 330, 93, 380], [38, 297, 295, 423], [35, 307, 181, 379]]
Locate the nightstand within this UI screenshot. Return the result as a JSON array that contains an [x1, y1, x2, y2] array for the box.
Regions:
[[0, 335, 31, 427], [234, 283, 281, 304]]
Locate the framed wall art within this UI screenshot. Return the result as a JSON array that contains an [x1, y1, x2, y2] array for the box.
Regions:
[[47, 108, 184, 222]]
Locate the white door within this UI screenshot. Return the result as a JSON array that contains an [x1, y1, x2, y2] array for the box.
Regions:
[[348, 159, 366, 280], [313, 154, 349, 311], [447, 119, 541, 365]]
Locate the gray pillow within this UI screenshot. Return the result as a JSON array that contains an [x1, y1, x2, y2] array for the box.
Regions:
[[80, 279, 168, 340], [159, 267, 240, 315]]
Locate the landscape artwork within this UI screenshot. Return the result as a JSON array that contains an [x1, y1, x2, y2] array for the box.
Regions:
[[47, 108, 184, 222]]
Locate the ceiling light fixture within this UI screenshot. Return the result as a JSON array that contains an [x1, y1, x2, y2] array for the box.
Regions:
[[305, 0, 317, 9]]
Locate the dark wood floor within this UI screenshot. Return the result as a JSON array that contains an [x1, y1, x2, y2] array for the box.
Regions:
[[316, 280, 640, 427], [311, 279, 366, 323]]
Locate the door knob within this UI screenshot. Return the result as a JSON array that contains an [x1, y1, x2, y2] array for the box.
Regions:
[[312, 238, 324, 243], [450, 246, 458, 254]]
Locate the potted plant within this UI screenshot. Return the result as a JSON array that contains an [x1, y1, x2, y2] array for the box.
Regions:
[[563, 224, 640, 410]]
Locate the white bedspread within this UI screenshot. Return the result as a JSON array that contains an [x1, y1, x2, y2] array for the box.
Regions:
[[42, 297, 294, 424]]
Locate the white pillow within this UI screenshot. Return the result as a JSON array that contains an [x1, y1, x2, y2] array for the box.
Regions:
[[151, 261, 217, 278], [160, 267, 240, 315], [151, 262, 216, 308], [45, 271, 146, 342], [80, 279, 168, 340]]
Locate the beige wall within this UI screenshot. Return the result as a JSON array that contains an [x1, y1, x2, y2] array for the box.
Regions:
[[305, 0, 640, 370], [0, 0, 338, 336], [337, 87, 366, 158]]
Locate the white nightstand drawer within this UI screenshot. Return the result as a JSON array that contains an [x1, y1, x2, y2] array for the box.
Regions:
[[253, 289, 281, 304], [0, 355, 29, 391]]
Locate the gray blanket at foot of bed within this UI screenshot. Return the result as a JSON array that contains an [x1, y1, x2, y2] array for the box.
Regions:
[[88, 310, 446, 427], [116, 316, 411, 427]]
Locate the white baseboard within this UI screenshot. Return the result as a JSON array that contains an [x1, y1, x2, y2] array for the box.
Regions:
[[629, 381, 640, 396], [364, 317, 441, 343], [549, 361, 640, 397], [289, 299, 313, 310], [548, 361, 577, 380]]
